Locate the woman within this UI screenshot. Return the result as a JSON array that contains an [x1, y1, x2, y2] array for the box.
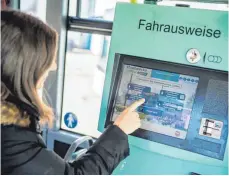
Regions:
[[1, 10, 145, 175]]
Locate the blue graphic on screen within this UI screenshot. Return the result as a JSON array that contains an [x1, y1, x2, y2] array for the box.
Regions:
[[112, 65, 199, 139]]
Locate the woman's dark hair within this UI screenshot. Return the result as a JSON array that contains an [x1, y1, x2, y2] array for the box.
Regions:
[[1, 10, 58, 126]]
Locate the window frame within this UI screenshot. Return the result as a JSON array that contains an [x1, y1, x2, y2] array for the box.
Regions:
[[68, 17, 112, 36], [59, 0, 113, 136]]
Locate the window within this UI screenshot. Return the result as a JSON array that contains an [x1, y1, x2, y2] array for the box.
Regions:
[[20, 0, 47, 21], [61, 0, 137, 138], [69, 0, 144, 20], [61, 31, 110, 138]]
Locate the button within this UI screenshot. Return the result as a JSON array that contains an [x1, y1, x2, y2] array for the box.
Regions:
[[186, 48, 201, 63]]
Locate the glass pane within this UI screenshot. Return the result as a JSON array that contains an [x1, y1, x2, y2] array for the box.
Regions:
[[61, 31, 111, 138], [68, 0, 144, 20], [69, 0, 77, 16], [20, 0, 47, 22], [68, 0, 228, 18]]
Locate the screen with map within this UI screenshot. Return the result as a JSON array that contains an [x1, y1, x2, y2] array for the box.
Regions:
[[111, 64, 199, 139]]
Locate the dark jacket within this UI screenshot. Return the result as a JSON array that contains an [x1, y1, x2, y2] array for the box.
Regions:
[[1, 97, 129, 175]]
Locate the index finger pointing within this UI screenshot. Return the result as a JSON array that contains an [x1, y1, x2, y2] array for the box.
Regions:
[[127, 98, 145, 112]]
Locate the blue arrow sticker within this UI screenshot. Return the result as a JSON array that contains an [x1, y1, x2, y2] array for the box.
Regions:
[[64, 112, 78, 128]]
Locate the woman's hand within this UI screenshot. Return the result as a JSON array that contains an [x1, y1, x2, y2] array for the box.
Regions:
[[114, 99, 145, 134]]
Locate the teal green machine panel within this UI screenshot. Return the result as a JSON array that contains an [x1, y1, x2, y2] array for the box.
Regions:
[[98, 3, 228, 175]]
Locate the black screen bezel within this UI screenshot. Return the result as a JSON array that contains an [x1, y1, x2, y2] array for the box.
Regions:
[[105, 53, 227, 128], [104, 54, 228, 160]]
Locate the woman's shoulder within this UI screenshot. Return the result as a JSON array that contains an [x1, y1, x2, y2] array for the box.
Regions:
[[1, 116, 48, 175]]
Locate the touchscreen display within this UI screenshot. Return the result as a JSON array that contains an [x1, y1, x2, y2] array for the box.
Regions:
[[111, 64, 199, 139]]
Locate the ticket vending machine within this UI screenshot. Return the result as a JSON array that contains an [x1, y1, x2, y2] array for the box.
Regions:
[[98, 3, 228, 175]]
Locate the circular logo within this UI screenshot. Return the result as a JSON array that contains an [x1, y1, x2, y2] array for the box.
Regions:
[[64, 112, 78, 128], [186, 49, 201, 64]]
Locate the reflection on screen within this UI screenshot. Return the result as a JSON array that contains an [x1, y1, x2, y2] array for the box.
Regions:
[[112, 65, 199, 139]]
